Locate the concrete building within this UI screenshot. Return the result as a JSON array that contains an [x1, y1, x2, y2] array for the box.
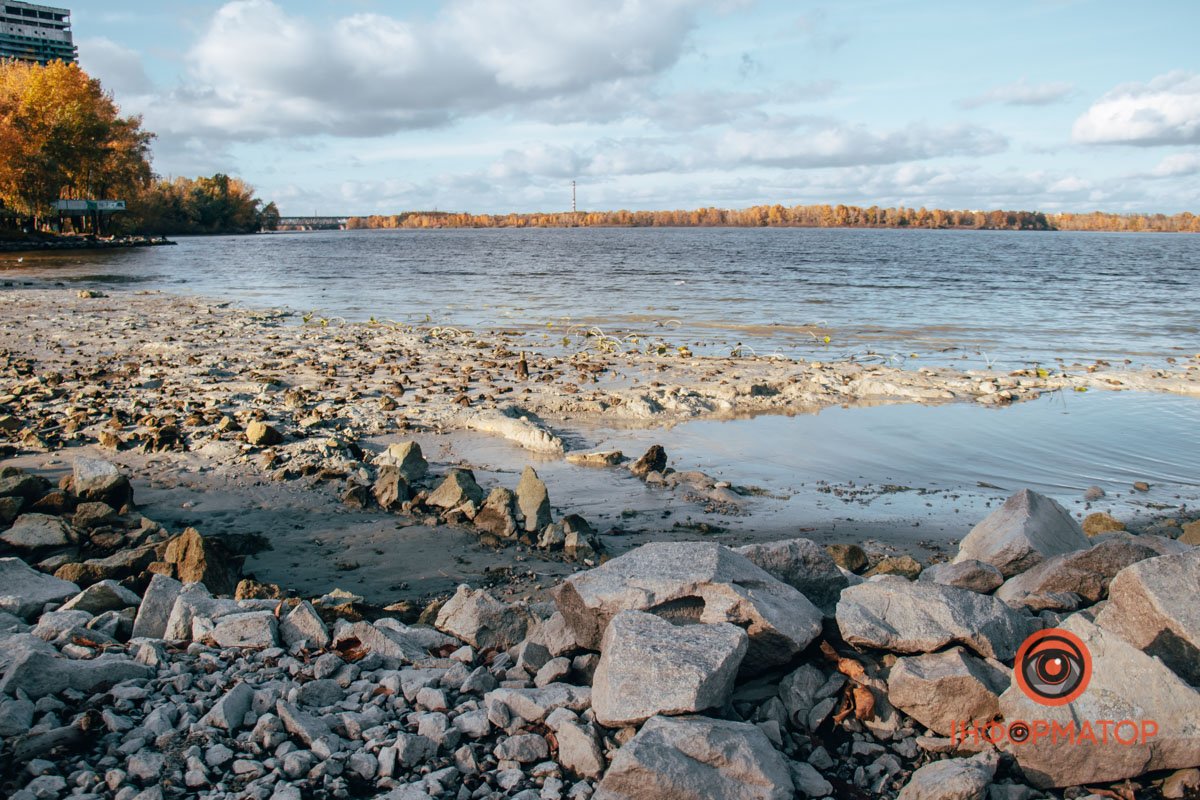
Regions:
[[1, 2, 76, 64]]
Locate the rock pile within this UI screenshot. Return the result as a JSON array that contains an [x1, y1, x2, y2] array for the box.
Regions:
[[1, 487, 1198, 799]]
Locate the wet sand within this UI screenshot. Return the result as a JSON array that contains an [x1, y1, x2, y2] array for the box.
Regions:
[[1, 286, 1197, 606]]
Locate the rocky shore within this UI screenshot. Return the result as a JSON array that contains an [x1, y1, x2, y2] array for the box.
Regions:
[[1, 287, 1199, 798], [0, 453, 1198, 799], [0, 237, 175, 253]]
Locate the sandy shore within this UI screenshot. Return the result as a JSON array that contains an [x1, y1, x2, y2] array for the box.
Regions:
[[1, 286, 1197, 605]]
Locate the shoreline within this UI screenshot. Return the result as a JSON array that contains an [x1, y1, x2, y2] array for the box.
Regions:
[[0, 235, 176, 253]]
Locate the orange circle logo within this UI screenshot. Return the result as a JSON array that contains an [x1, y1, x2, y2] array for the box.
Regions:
[[1014, 628, 1092, 706]]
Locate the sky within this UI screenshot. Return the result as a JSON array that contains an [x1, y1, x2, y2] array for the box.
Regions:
[[73, 0, 1200, 216]]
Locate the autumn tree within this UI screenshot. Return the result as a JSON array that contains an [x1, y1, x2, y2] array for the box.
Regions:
[[0, 59, 153, 226]]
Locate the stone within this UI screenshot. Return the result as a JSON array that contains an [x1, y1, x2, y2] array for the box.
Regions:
[[331, 620, 428, 662], [73, 501, 117, 528], [1093, 549, 1200, 684], [789, 761, 833, 798], [836, 578, 1031, 660], [0, 471, 48, 500], [535, 657, 571, 687], [485, 684, 592, 724], [208, 611, 279, 648], [732, 538, 848, 614], [0, 693, 35, 736], [60, 579, 141, 615], [886, 648, 1011, 736], [435, 584, 528, 650], [245, 421, 283, 446], [554, 542, 823, 673], [426, 469, 485, 511], [235, 578, 285, 599], [280, 601, 330, 651], [0, 650, 153, 699], [200, 682, 254, 730], [0, 513, 73, 549], [163, 528, 236, 595], [474, 487, 518, 538], [372, 465, 410, 510], [896, 751, 999, 800], [865, 554, 924, 579], [920, 560, 1004, 594], [0, 557, 80, 620], [825, 543, 868, 573], [999, 615, 1200, 787], [0, 495, 22, 525], [553, 718, 605, 779], [994, 536, 1158, 608], [131, 573, 184, 639], [516, 467, 552, 533], [378, 441, 429, 483], [297, 679, 344, 708], [72, 457, 133, 507], [494, 733, 550, 763], [393, 733, 436, 767], [629, 445, 667, 478], [53, 544, 158, 587], [566, 450, 624, 467], [277, 700, 341, 751], [953, 489, 1089, 577], [592, 611, 748, 727], [1180, 520, 1200, 546], [1163, 768, 1200, 799], [1082, 511, 1125, 536], [594, 715, 793, 800]]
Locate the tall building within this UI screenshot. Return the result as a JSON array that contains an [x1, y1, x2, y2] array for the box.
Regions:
[[1, 2, 77, 65]]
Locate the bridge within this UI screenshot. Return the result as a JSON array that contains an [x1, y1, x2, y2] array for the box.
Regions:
[[276, 216, 350, 231]]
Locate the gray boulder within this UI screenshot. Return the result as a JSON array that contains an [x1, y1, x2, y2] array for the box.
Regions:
[[995, 535, 1159, 608], [896, 752, 999, 800], [473, 488, 518, 539], [131, 573, 184, 639], [1094, 549, 1200, 685], [377, 441, 428, 483], [0, 513, 73, 549], [435, 584, 529, 651], [999, 614, 1200, 787], [886, 647, 1011, 736], [485, 684, 592, 724], [953, 489, 1089, 577], [733, 538, 848, 613], [594, 715, 794, 800], [836, 578, 1031, 660], [0, 650, 153, 698], [920, 560, 1004, 594], [592, 610, 748, 727], [73, 457, 133, 507], [0, 557, 80, 620], [554, 542, 823, 673], [280, 600, 330, 652], [425, 469, 484, 512], [200, 681, 254, 730], [516, 466, 551, 533], [208, 610, 279, 648], [60, 579, 142, 615]]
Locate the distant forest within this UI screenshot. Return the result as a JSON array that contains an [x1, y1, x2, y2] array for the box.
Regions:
[[346, 205, 1200, 233]]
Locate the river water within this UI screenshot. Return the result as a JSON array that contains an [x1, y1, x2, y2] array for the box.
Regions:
[[3, 227, 1197, 367]]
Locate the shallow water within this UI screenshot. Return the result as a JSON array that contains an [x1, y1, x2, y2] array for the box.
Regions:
[[3, 227, 1197, 367]]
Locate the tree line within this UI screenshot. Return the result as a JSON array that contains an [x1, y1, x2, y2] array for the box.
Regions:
[[347, 205, 1199, 232], [0, 60, 275, 236]]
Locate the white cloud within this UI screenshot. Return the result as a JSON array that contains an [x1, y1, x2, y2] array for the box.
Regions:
[[1150, 152, 1200, 177], [1073, 71, 1200, 146], [958, 78, 1075, 109], [144, 0, 712, 140], [78, 37, 155, 97]]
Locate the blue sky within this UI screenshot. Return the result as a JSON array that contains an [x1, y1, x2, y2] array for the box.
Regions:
[[74, 1, 1200, 215]]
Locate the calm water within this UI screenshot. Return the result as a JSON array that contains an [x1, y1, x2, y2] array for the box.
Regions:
[[2, 227, 1198, 366]]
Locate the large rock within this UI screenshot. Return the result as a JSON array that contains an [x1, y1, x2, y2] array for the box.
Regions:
[[131, 573, 184, 639], [592, 611, 748, 727], [733, 538, 848, 614], [72, 457, 133, 507], [919, 560, 1004, 594], [836, 578, 1031, 660], [163, 527, 236, 595], [435, 584, 528, 650], [629, 445, 667, 478], [554, 542, 823, 673], [425, 469, 485, 512], [994, 535, 1159, 608], [886, 648, 1010, 736], [485, 684, 592, 724], [60, 579, 141, 615], [953, 489, 1089, 577], [207, 610, 279, 648], [0, 471, 49, 500], [53, 544, 158, 587], [280, 600, 330, 652], [473, 487, 518, 539], [515, 466, 551, 533], [896, 752, 999, 800], [0, 557, 80, 620], [0, 650, 153, 699], [594, 715, 793, 800], [372, 466, 410, 510], [245, 421, 283, 446], [377, 441, 428, 483], [0, 513, 73, 549], [1093, 549, 1200, 685], [999, 614, 1200, 787]]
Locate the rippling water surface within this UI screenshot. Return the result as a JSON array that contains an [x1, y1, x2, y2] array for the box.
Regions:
[[3, 227, 1197, 366]]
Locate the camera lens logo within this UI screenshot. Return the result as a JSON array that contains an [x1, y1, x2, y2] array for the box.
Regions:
[[1014, 628, 1092, 706]]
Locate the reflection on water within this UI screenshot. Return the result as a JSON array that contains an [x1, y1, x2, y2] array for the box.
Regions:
[[2, 227, 1198, 367]]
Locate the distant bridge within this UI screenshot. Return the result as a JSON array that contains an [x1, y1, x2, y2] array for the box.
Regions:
[[276, 216, 350, 231]]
